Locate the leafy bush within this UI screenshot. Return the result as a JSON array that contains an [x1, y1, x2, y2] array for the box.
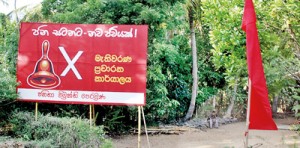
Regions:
[[0, 14, 19, 127], [292, 88, 300, 118], [9, 111, 112, 147]]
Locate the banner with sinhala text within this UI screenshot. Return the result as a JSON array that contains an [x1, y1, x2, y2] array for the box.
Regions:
[[17, 22, 148, 106]]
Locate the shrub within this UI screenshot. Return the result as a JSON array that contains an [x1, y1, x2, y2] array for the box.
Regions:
[[9, 111, 112, 147], [291, 124, 300, 133]]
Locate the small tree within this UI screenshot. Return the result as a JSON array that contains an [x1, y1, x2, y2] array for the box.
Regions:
[[184, 0, 202, 121]]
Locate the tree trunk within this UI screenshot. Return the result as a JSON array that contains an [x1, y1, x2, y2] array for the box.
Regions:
[[184, 22, 198, 121], [217, 91, 223, 114], [212, 95, 216, 109], [14, 0, 19, 22], [272, 95, 279, 114], [224, 80, 238, 118]]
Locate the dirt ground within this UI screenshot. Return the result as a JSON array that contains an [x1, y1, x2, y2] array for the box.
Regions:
[[112, 118, 300, 148]]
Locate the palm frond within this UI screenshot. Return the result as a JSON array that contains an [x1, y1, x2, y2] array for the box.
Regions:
[[0, 0, 8, 6]]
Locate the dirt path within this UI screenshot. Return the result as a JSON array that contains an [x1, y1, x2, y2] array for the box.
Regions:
[[112, 118, 300, 148]]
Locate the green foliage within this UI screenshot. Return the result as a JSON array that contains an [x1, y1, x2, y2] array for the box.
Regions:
[[202, 0, 300, 115], [37, 104, 87, 118], [147, 42, 190, 121], [101, 0, 144, 24], [202, 0, 246, 83], [30, 0, 187, 124], [102, 107, 126, 133], [0, 13, 19, 125], [256, 1, 300, 113], [42, 0, 104, 24], [256, 1, 299, 100], [0, 0, 298, 135], [197, 87, 218, 104], [291, 124, 300, 134], [9, 111, 111, 147], [0, 14, 18, 103], [33, 0, 224, 123], [292, 88, 300, 117], [0, 67, 18, 102], [21, 4, 44, 22]]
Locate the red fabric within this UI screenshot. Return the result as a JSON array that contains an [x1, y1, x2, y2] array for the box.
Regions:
[[242, 0, 277, 130]]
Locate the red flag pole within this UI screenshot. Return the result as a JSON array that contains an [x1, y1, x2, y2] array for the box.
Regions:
[[245, 79, 251, 148], [242, 0, 277, 131], [242, 0, 278, 146]]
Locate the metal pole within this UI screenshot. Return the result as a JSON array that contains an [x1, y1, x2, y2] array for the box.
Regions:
[[245, 79, 251, 148]]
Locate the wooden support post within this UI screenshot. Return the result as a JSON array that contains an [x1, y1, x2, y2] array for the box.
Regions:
[[141, 106, 151, 148], [89, 104, 92, 127], [138, 106, 141, 148], [245, 79, 251, 148], [92, 105, 95, 123], [35, 102, 38, 121]]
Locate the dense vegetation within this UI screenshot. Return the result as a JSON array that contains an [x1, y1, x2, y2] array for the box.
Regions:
[[9, 112, 112, 147], [0, 0, 299, 146]]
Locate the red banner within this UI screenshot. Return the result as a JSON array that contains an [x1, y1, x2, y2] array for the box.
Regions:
[[242, 0, 277, 130], [17, 22, 148, 105]]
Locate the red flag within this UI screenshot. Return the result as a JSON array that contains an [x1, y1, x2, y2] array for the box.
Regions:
[[242, 0, 277, 130]]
